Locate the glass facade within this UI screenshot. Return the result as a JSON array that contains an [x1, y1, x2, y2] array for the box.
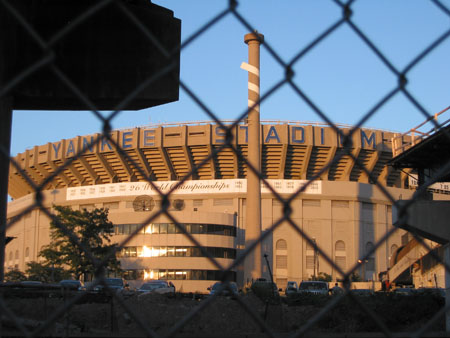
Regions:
[[118, 245, 236, 259], [114, 223, 236, 237], [120, 269, 237, 282]]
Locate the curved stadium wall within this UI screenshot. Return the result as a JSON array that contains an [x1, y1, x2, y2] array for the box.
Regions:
[[6, 121, 415, 293]]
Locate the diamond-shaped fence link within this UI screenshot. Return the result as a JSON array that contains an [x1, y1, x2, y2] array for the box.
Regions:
[[1, 0, 450, 337]]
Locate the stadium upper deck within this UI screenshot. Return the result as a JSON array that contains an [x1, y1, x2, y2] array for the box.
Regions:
[[8, 121, 410, 199]]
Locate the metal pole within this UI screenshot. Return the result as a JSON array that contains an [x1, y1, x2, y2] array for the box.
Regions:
[[313, 238, 317, 280], [242, 31, 264, 282], [445, 244, 450, 332], [0, 97, 12, 282]]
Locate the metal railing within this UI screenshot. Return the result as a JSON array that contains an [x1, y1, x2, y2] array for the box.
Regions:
[[391, 106, 450, 157], [1, 0, 450, 337]]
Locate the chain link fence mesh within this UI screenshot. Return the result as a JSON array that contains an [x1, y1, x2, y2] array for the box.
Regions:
[[1, 0, 450, 337]]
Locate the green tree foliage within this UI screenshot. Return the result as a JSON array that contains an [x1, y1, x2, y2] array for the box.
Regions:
[[25, 261, 70, 283], [4, 269, 27, 282], [316, 272, 332, 282], [39, 205, 121, 280]]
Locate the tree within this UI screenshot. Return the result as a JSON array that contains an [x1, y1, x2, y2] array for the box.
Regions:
[[4, 269, 27, 282], [39, 205, 121, 280], [25, 261, 70, 283], [317, 272, 332, 282]]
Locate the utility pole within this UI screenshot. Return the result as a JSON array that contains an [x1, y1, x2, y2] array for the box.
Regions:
[[241, 31, 264, 282]]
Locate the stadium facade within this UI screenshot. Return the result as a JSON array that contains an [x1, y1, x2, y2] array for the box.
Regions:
[[6, 121, 420, 293]]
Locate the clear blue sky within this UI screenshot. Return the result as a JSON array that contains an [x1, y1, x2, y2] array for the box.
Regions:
[[10, 0, 450, 156]]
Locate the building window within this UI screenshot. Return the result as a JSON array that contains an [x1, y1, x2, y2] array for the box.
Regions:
[[193, 199, 203, 207], [276, 239, 288, 270], [103, 202, 119, 209], [276, 255, 287, 269], [335, 240, 346, 275], [332, 201, 349, 208], [15, 250, 19, 260], [306, 256, 314, 269], [276, 239, 287, 250], [303, 199, 321, 207], [213, 198, 233, 206], [25, 247, 30, 259], [80, 204, 95, 211]]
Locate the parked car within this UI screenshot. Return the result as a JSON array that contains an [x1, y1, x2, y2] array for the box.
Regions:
[[285, 281, 298, 296], [59, 279, 84, 291], [208, 281, 239, 297], [93, 278, 128, 293], [138, 281, 174, 294], [298, 281, 329, 295]]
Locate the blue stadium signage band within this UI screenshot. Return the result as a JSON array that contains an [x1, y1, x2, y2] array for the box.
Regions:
[[49, 124, 383, 159]]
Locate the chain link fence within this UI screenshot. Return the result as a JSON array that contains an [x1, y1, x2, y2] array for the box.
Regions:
[[1, 0, 450, 337]]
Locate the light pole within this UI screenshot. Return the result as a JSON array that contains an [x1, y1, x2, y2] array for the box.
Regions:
[[242, 31, 264, 281]]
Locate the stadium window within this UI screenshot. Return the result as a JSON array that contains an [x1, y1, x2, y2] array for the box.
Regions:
[[159, 246, 167, 257], [213, 198, 232, 206], [103, 202, 119, 209], [193, 199, 203, 207], [190, 270, 200, 280], [207, 270, 215, 280], [167, 223, 176, 234], [160, 223, 168, 234], [80, 204, 95, 211], [130, 224, 139, 234], [129, 247, 137, 257], [276, 255, 287, 269], [175, 248, 187, 257], [192, 247, 201, 257], [190, 224, 199, 234], [335, 240, 347, 275], [167, 270, 175, 280], [185, 224, 191, 233], [167, 247, 175, 257], [276, 239, 287, 250], [175, 271, 187, 280], [199, 224, 207, 234], [303, 199, 321, 207], [159, 270, 167, 280], [331, 200, 349, 208], [152, 223, 160, 234]]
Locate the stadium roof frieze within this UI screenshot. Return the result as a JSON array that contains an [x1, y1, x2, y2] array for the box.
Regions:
[[8, 121, 411, 199]]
